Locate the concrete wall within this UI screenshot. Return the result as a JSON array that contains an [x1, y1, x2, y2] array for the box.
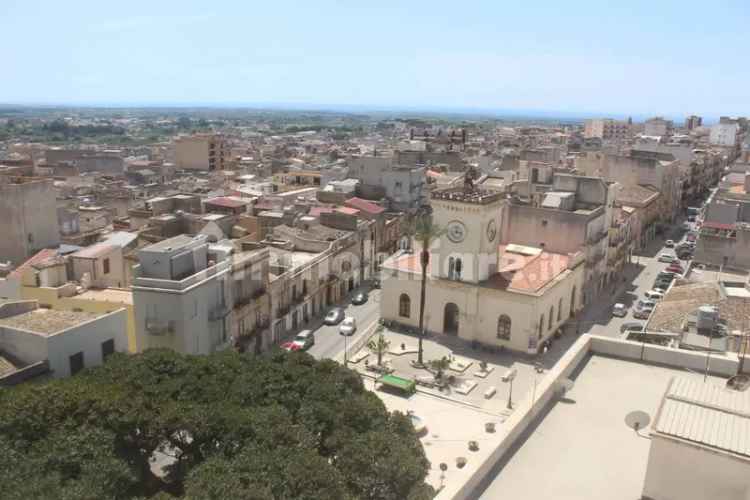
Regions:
[[0, 275, 20, 300], [0, 179, 60, 265], [0, 325, 48, 366], [642, 435, 750, 500], [504, 204, 588, 254], [175, 138, 210, 170], [43, 309, 127, 377]]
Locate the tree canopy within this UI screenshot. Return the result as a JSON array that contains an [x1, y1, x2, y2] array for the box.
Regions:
[[0, 349, 434, 500]]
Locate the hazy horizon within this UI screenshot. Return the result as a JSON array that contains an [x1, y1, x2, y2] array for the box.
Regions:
[[3, 1, 749, 118]]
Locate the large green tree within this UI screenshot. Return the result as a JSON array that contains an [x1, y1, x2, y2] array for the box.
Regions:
[[0, 349, 434, 500]]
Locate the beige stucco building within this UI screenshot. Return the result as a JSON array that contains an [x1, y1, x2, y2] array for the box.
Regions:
[[174, 133, 228, 171], [381, 187, 585, 354]]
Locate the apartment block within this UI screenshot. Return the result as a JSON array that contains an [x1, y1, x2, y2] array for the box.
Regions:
[[132, 234, 232, 354], [174, 133, 228, 171], [0, 177, 60, 266], [584, 118, 631, 140]]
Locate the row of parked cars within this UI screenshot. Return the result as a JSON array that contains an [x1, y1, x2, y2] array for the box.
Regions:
[[281, 291, 371, 352]]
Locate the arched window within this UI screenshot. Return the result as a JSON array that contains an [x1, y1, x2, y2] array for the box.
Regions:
[[548, 306, 554, 330], [497, 315, 511, 340], [399, 294, 411, 318], [538, 314, 545, 339], [558, 298, 563, 321]]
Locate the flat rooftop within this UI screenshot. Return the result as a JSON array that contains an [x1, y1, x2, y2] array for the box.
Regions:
[[76, 288, 133, 305], [0, 308, 103, 335], [476, 355, 725, 500]]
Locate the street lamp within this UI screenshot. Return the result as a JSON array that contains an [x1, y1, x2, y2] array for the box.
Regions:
[[340, 331, 348, 367], [502, 368, 517, 410]]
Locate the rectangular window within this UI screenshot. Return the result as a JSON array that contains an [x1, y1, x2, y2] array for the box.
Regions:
[[103, 258, 110, 274], [101, 339, 115, 359], [69, 351, 84, 375]]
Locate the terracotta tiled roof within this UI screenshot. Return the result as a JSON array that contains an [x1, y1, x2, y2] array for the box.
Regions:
[[9, 248, 58, 278], [345, 197, 385, 215]]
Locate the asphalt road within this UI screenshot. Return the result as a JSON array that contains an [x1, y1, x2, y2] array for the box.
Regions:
[[577, 220, 692, 338], [306, 285, 382, 360]]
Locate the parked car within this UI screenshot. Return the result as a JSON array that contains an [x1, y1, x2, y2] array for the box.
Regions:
[[633, 307, 652, 319], [665, 239, 675, 248], [686, 233, 697, 243], [612, 303, 628, 318], [653, 286, 667, 294], [372, 278, 381, 289], [644, 290, 664, 301], [657, 271, 676, 280], [677, 250, 693, 260], [620, 321, 645, 334], [351, 291, 369, 305], [657, 253, 675, 263], [324, 307, 345, 325], [666, 263, 684, 274], [339, 316, 357, 336], [281, 330, 315, 351], [637, 299, 656, 311], [682, 221, 692, 230]]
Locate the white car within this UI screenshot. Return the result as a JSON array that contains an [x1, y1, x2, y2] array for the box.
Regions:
[[644, 290, 664, 301], [339, 316, 357, 336], [657, 253, 675, 263], [665, 239, 675, 248], [612, 303, 628, 318]]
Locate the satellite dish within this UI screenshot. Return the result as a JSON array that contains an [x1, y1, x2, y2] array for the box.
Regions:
[[625, 410, 651, 432]]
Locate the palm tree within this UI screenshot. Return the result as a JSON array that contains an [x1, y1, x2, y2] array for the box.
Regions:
[[367, 328, 391, 367], [408, 210, 445, 367]]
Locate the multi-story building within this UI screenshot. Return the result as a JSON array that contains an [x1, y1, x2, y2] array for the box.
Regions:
[[132, 234, 233, 354], [0, 177, 60, 266], [644, 117, 673, 137], [684, 115, 703, 130], [347, 155, 426, 211], [584, 119, 631, 141], [506, 172, 619, 304], [578, 150, 682, 226], [381, 186, 585, 354], [710, 122, 740, 147], [174, 133, 228, 171]]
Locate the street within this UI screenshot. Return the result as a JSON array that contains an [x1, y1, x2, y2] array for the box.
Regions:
[[575, 221, 691, 339], [306, 285, 382, 360]]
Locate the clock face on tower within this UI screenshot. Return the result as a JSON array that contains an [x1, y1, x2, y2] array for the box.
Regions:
[[447, 220, 467, 243], [486, 219, 498, 242]]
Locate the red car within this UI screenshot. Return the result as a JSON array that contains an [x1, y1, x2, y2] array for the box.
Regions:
[[666, 264, 684, 273]]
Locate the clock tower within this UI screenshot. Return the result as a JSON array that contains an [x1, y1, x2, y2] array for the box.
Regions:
[[430, 187, 505, 283]]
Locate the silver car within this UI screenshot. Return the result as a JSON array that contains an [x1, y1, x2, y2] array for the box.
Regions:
[[324, 307, 345, 325]]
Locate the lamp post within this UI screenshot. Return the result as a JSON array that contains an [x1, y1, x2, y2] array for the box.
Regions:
[[341, 331, 348, 367], [502, 368, 517, 410]]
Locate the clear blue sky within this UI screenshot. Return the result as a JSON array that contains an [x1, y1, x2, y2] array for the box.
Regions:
[[3, 0, 749, 117]]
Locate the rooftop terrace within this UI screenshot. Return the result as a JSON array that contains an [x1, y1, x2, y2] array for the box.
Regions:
[[476, 355, 725, 500], [0, 308, 102, 335]]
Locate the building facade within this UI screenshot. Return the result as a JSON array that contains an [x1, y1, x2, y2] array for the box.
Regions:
[[0, 177, 60, 266]]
